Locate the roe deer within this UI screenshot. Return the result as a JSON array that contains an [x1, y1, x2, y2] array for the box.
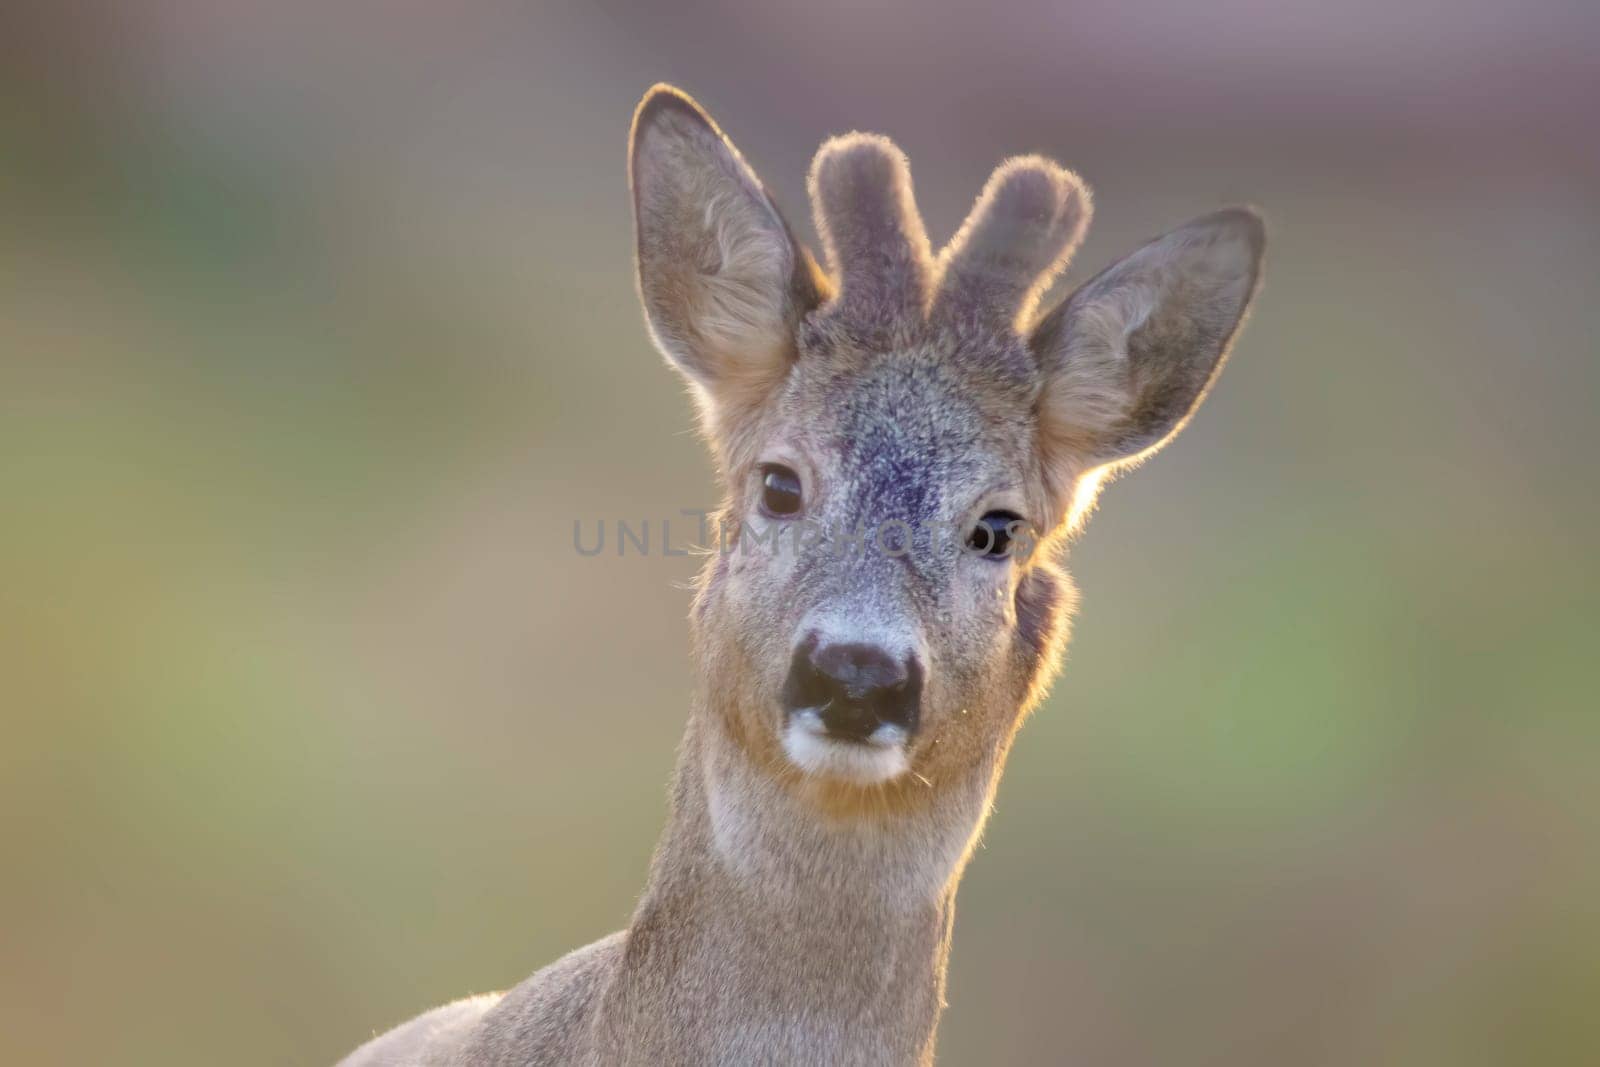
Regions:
[[340, 83, 1264, 1066]]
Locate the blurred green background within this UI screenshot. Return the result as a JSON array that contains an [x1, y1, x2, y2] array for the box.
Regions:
[[2, 2, 1597, 1064]]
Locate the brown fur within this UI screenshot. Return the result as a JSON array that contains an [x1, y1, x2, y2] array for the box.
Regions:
[[338, 84, 1265, 1066]]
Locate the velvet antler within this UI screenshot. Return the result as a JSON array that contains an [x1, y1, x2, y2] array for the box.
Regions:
[[807, 137, 1092, 343], [931, 157, 1091, 335]]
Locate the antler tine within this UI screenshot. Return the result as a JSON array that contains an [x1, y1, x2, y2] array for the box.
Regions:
[[931, 157, 1092, 335], [807, 133, 934, 339]]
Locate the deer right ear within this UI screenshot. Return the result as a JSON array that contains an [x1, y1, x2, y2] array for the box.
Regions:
[[629, 85, 823, 433], [1028, 208, 1265, 529]]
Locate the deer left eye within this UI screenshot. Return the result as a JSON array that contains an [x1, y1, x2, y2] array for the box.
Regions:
[[759, 465, 803, 517], [968, 511, 1023, 559]]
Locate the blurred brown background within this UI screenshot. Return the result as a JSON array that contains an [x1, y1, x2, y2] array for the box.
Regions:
[[2, 2, 1597, 1064]]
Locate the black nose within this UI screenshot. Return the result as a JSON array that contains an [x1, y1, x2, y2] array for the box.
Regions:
[[780, 636, 922, 742]]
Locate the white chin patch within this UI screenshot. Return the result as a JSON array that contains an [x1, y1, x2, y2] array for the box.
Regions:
[[781, 709, 910, 785]]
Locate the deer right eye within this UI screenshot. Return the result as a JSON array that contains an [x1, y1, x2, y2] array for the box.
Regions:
[[968, 510, 1024, 559], [760, 465, 803, 517]]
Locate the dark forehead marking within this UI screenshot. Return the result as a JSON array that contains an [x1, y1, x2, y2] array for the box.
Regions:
[[779, 335, 1038, 596], [829, 350, 983, 527]]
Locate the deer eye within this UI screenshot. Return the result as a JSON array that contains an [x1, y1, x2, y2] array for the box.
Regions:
[[759, 464, 803, 517], [967, 510, 1023, 559]]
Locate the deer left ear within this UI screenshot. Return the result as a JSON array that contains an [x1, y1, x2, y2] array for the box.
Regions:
[[1029, 208, 1264, 517], [629, 85, 823, 436]]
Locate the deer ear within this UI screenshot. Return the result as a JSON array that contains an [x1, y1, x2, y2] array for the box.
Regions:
[[629, 85, 822, 428], [1029, 208, 1264, 522]]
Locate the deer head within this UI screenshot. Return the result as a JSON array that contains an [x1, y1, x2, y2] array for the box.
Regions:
[[630, 85, 1262, 809]]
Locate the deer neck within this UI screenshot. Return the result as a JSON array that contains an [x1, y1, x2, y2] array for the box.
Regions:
[[601, 706, 999, 1064]]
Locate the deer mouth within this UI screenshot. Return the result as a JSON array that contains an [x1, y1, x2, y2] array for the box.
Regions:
[[780, 706, 910, 785]]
